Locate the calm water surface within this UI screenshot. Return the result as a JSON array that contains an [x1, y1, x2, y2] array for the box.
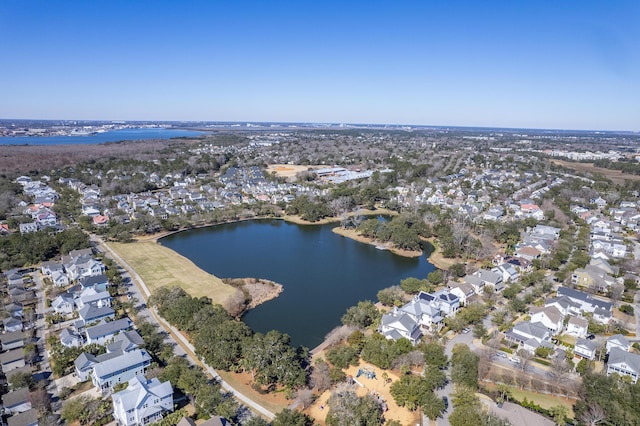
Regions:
[[0, 128, 207, 145], [160, 219, 435, 349]]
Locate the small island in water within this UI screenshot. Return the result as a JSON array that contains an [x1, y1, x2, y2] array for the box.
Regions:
[[222, 277, 284, 318]]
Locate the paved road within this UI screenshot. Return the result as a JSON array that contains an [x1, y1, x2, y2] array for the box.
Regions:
[[92, 236, 275, 420]]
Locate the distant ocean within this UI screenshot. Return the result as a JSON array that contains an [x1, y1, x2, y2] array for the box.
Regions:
[[0, 128, 207, 145]]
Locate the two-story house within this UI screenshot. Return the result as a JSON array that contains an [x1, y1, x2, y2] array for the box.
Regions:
[[112, 377, 174, 426]]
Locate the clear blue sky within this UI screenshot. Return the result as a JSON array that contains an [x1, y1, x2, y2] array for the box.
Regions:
[[1, 1, 638, 131]]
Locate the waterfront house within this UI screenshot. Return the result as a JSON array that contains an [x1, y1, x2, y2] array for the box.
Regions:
[[379, 311, 422, 345], [112, 377, 174, 426]]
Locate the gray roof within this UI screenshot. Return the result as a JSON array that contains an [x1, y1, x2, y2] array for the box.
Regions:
[[0, 331, 28, 345], [112, 377, 172, 412], [106, 330, 144, 353], [608, 334, 630, 347], [85, 318, 132, 340], [463, 274, 485, 288], [79, 274, 108, 287], [78, 305, 114, 322], [608, 347, 640, 374], [511, 321, 550, 341], [1, 387, 29, 407], [74, 350, 124, 372], [474, 269, 502, 284], [575, 338, 597, 352], [93, 349, 151, 379], [0, 349, 25, 365], [557, 287, 613, 311], [7, 408, 38, 426]]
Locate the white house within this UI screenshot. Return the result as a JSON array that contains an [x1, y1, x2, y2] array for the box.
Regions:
[[574, 338, 597, 360], [448, 281, 475, 306], [379, 311, 422, 345], [492, 263, 520, 283], [506, 321, 552, 353], [606, 334, 631, 354], [565, 316, 588, 338], [85, 318, 133, 345], [473, 269, 504, 292], [112, 377, 174, 426], [91, 349, 153, 393], [52, 294, 75, 315], [75, 288, 112, 309], [529, 306, 564, 334], [607, 347, 640, 383], [59, 328, 83, 348]]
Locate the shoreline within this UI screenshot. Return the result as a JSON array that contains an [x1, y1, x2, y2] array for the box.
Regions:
[[331, 226, 423, 258]]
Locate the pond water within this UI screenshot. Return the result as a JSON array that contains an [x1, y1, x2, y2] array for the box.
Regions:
[[160, 219, 435, 348]]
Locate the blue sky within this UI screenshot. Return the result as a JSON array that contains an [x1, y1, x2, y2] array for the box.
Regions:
[[1, 1, 638, 130]]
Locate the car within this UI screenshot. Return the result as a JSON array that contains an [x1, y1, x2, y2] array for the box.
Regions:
[[462, 328, 471, 334], [587, 334, 596, 340], [442, 396, 449, 410], [509, 356, 521, 364], [496, 352, 508, 358]]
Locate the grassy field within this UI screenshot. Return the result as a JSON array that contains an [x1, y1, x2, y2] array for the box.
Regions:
[[484, 383, 576, 417], [108, 241, 241, 310], [551, 159, 640, 185]]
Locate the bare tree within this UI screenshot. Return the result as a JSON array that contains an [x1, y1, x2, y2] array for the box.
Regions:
[[577, 403, 606, 426], [516, 349, 532, 373], [547, 356, 572, 382], [311, 360, 332, 393], [294, 388, 315, 410]]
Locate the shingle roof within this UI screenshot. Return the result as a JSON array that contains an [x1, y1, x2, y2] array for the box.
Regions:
[[85, 318, 132, 340], [93, 349, 151, 379], [1, 387, 29, 407], [609, 347, 640, 374], [112, 376, 173, 412]]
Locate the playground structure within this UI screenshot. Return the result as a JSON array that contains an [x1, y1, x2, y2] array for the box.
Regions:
[[356, 367, 377, 380]]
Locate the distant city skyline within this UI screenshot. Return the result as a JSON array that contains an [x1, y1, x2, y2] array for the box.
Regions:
[[1, 1, 638, 131]]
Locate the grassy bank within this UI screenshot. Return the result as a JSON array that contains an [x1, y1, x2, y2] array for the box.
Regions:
[[108, 241, 241, 311]]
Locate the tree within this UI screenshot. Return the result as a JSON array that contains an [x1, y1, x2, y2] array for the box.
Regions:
[[9, 371, 35, 390], [341, 301, 380, 328], [377, 285, 405, 306], [549, 405, 569, 425], [577, 403, 606, 426], [422, 341, 448, 368], [421, 390, 446, 420], [400, 277, 430, 294], [325, 389, 383, 426], [449, 386, 482, 426], [451, 344, 479, 389], [547, 356, 572, 381], [272, 409, 313, 426]]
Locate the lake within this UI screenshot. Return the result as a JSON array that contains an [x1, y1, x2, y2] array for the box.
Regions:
[[0, 128, 207, 145], [160, 219, 435, 349]]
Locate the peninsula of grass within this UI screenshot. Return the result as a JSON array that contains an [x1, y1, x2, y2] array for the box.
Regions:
[[108, 241, 241, 311]]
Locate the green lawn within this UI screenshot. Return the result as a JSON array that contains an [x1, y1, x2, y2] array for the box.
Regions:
[[108, 241, 241, 311]]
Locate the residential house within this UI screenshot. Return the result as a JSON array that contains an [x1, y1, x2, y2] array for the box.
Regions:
[[429, 290, 460, 317], [78, 305, 115, 326], [447, 281, 475, 306], [462, 274, 485, 294], [506, 321, 552, 353], [51, 270, 70, 287], [1, 388, 32, 415], [6, 408, 39, 426], [556, 287, 613, 314], [492, 263, 519, 283], [78, 274, 109, 292], [18, 223, 38, 234], [85, 318, 133, 345], [3, 317, 23, 333], [529, 306, 564, 334], [112, 377, 174, 426], [473, 269, 504, 292], [572, 265, 616, 292], [106, 330, 145, 354], [0, 349, 26, 371], [51, 294, 75, 315], [41, 261, 64, 276], [606, 334, 631, 354], [515, 246, 541, 262], [75, 288, 112, 309], [0, 331, 28, 351], [59, 329, 83, 348], [64, 254, 105, 280], [565, 316, 588, 338], [91, 349, 153, 393], [6, 303, 24, 319], [607, 347, 640, 383], [574, 338, 598, 360], [379, 311, 422, 345]]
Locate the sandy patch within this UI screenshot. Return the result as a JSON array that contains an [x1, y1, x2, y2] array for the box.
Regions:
[[267, 164, 325, 179], [306, 362, 420, 426]]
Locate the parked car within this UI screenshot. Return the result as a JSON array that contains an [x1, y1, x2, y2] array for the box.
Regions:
[[509, 356, 521, 364], [587, 334, 596, 340], [496, 351, 508, 358], [442, 396, 449, 410], [462, 327, 471, 334]]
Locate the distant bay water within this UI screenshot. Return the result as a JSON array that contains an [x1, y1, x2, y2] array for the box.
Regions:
[[0, 128, 207, 145], [160, 219, 435, 349]]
